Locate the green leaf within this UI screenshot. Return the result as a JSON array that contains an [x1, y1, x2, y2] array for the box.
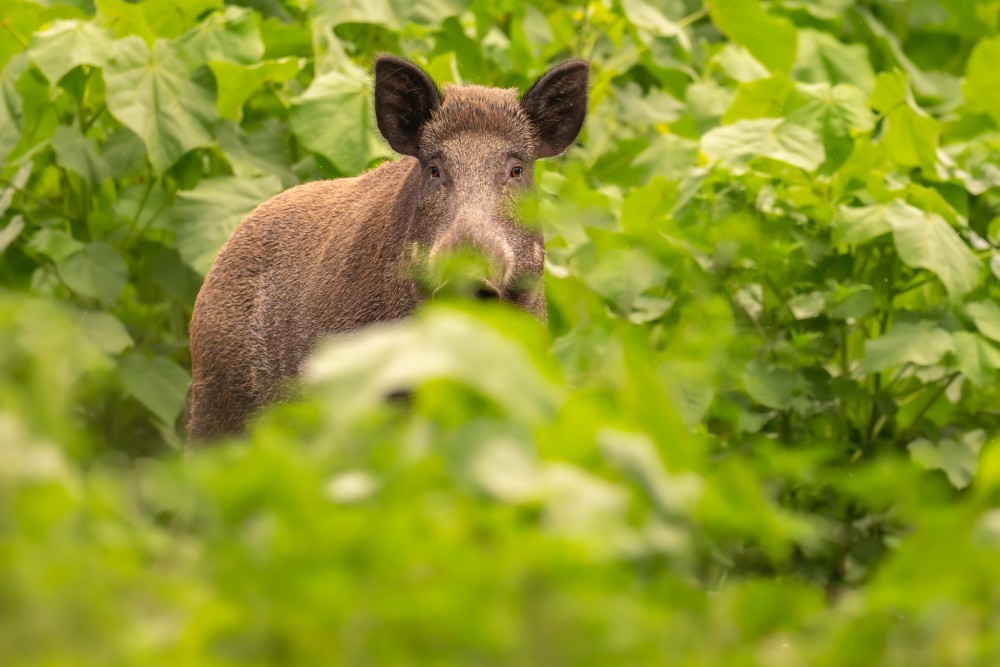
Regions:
[[701, 118, 825, 173], [870, 71, 940, 169], [707, 0, 797, 74], [831, 205, 891, 245], [793, 29, 875, 94], [964, 35, 1000, 124], [118, 352, 191, 426], [622, 0, 690, 50], [97, 0, 221, 42], [27, 229, 85, 263], [0, 62, 24, 160], [305, 306, 562, 424], [216, 120, 297, 187], [104, 37, 216, 175], [58, 242, 129, 304], [0, 215, 24, 254], [787, 82, 875, 137], [52, 125, 110, 187], [743, 359, 799, 410], [176, 6, 264, 69], [74, 310, 133, 355], [953, 331, 1000, 387], [909, 431, 985, 489], [174, 175, 283, 275], [966, 302, 1000, 344], [290, 64, 391, 174], [864, 320, 955, 372], [722, 76, 794, 123], [208, 57, 300, 121], [886, 200, 981, 299], [26, 19, 113, 84], [311, 0, 468, 30]]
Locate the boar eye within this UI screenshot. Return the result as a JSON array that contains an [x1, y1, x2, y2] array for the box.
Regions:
[[509, 165, 524, 179], [429, 165, 441, 178]]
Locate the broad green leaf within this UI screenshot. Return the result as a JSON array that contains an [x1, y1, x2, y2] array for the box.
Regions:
[[722, 76, 794, 123], [311, 0, 468, 30], [97, 0, 221, 42], [305, 306, 562, 424], [966, 302, 1000, 344], [176, 6, 264, 69], [0, 2, 50, 70], [27, 19, 113, 84], [701, 118, 825, 173], [707, 0, 797, 74], [787, 82, 875, 137], [909, 431, 985, 489], [622, 0, 690, 50], [52, 125, 110, 187], [290, 64, 391, 175], [216, 120, 297, 187], [825, 284, 875, 320], [886, 200, 981, 299], [173, 175, 283, 275], [58, 242, 129, 304], [118, 352, 191, 426], [864, 320, 955, 372], [871, 71, 939, 169], [104, 37, 216, 175], [831, 205, 891, 245], [953, 331, 1000, 387], [615, 81, 686, 126], [74, 310, 133, 355], [27, 229, 85, 263], [208, 57, 301, 121], [793, 29, 875, 94], [743, 359, 799, 410], [964, 35, 1000, 125]]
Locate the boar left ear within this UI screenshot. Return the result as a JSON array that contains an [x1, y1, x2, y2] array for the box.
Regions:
[[521, 60, 589, 158], [374, 56, 441, 157]]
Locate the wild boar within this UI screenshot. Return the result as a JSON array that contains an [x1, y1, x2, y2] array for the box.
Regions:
[[187, 55, 589, 441]]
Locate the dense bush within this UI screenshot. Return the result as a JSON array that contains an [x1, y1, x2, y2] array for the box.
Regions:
[[2, 0, 1000, 663]]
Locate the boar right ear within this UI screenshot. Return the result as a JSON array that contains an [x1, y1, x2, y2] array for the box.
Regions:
[[521, 60, 590, 158], [374, 56, 441, 157]]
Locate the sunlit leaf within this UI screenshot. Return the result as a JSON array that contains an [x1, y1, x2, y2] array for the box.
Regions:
[[707, 0, 797, 74], [864, 320, 955, 372], [886, 200, 981, 299], [909, 431, 984, 489], [964, 35, 1000, 124], [27, 19, 113, 83], [966, 301, 1000, 344], [176, 6, 264, 69], [290, 63, 391, 174], [701, 118, 825, 172], [104, 37, 216, 174], [208, 57, 300, 120]]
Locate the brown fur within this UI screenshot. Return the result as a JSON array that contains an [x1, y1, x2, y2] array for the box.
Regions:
[[187, 57, 588, 442]]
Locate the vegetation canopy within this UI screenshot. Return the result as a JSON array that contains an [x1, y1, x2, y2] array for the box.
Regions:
[[1, 0, 1000, 663]]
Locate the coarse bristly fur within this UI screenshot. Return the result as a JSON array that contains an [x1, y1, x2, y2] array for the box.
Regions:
[[187, 55, 590, 442]]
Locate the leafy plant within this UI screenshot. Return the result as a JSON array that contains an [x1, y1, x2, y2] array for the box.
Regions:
[[2, 0, 1000, 663]]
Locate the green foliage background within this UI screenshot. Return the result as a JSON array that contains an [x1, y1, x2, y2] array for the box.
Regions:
[[3, 0, 1000, 662]]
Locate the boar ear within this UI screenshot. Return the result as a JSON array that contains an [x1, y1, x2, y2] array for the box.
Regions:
[[374, 56, 441, 157], [521, 60, 589, 158]]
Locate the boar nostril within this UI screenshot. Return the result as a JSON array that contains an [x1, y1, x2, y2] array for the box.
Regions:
[[474, 282, 502, 302]]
